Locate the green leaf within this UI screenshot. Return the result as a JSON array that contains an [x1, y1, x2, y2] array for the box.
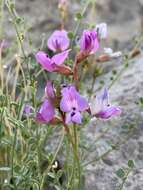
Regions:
[[116, 168, 125, 178], [128, 160, 134, 168], [112, 70, 117, 75], [75, 12, 83, 20], [139, 97, 143, 104], [15, 17, 22, 24], [56, 170, 63, 179], [68, 31, 74, 39], [48, 172, 55, 179], [54, 185, 61, 190], [121, 125, 129, 129]]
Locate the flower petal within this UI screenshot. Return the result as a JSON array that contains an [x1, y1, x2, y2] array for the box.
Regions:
[[45, 81, 55, 98], [80, 29, 99, 53], [95, 106, 122, 119], [65, 112, 72, 124], [47, 30, 70, 52], [35, 51, 55, 72], [51, 49, 70, 66], [60, 86, 78, 112], [72, 111, 82, 124], [76, 95, 89, 111], [60, 85, 88, 112], [60, 96, 72, 112], [90, 88, 109, 115], [91, 36, 100, 53], [36, 99, 55, 123], [23, 104, 34, 115], [96, 23, 107, 39]]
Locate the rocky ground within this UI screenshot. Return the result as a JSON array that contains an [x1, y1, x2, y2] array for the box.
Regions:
[[2, 0, 143, 189], [3, 0, 143, 48], [84, 54, 143, 190]]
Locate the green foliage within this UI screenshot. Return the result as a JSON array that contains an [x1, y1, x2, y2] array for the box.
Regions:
[[75, 12, 83, 20], [68, 31, 74, 39], [128, 160, 134, 168], [116, 168, 125, 179], [116, 160, 135, 190]]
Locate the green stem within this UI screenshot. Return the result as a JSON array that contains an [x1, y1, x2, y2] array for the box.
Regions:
[[0, 108, 4, 145], [83, 129, 134, 167], [0, 0, 4, 38], [36, 126, 41, 180], [108, 66, 126, 90], [40, 130, 65, 190], [66, 161, 75, 190], [108, 35, 143, 90], [118, 169, 131, 190], [11, 126, 17, 178], [5, 0, 31, 77], [73, 124, 81, 190], [83, 148, 113, 167], [11, 95, 25, 180], [70, 2, 89, 49]]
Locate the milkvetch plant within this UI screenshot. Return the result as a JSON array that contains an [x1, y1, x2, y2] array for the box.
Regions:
[[0, 0, 141, 190]]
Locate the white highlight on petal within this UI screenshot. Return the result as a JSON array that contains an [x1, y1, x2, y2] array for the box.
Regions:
[[96, 23, 107, 39]]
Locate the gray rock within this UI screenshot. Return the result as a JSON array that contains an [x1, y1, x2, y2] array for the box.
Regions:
[[84, 54, 143, 189]]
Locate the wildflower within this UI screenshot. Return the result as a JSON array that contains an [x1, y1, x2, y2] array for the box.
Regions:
[[96, 23, 107, 39], [23, 104, 34, 115], [45, 81, 55, 99], [60, 85, 89, 124], [104, 48, 122, 58], [47, 30, 70, 52], [36, 81, 55, 123], [80, 29, 99, 54], [90, 88, 121, 119], [35, 49, 71, 75], [36, 99, 55, 123]]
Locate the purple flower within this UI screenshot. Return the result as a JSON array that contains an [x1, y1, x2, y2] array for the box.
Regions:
[[80, 29, 99, 54], [45, 81, 55, 99], [36, 99, 55, 123], [47, 30, 70, 52], [36, 81, 55, 123], [35, 49, 71, 74], [23, 104, 34, 115], [90, 88, 121, 119], [60, 85, 89, 124]]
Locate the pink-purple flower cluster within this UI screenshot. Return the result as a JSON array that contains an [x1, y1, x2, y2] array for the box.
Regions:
[[35, 24, 122, 125], [35, 82, 121, 125]]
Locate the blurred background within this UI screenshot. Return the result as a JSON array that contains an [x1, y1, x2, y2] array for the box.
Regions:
[[2, 0, 143, 49]]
